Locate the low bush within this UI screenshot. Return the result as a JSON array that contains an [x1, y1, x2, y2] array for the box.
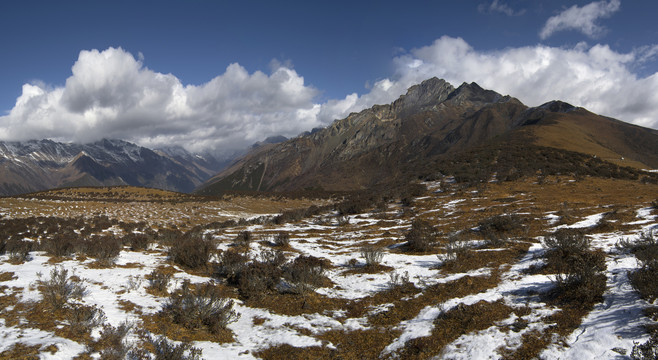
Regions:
[[405, 219, 436, 252], [543, 229, 606, 305], [82, 235, 122, 265], [148, 335, 202, 360], [37, 267, 87, 310], [123, 233, 151, 251], [6, 238, 33, 263], [68, 304, 106, 336], [89, 321, 133, 360], [623, 232, 658, 301], [41, 233, 81, 257], [438, 237, 470, 265], [478, 214, 524, 245], [162, 280, 239, 334], [282, 255, 328, 295], [168, 232, 214, 269], [215, 250, 249, 280], [361, 245, 384, 267], [233, 231, 252, 248], [273, 231, 290, 247], [631, 332, 658, 360], [147, 268, 173, 295]]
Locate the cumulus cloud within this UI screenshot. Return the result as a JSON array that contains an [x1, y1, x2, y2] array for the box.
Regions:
[[345, 36, 658, 129], [0, 47, 321, 153], [478, 0, 526, 16], [540, 0, 621, 40], [2, 37, 658, 155]]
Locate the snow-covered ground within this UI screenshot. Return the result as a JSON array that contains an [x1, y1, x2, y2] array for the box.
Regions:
[[0, 181, 656, 359]]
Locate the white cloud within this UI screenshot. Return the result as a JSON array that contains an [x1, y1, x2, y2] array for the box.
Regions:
[[478, 0, 525, 16], [315, 36, 658, 131], [0, 47, 321, 154], [540, 0, 621, 40], [2, 37, 658, 155]]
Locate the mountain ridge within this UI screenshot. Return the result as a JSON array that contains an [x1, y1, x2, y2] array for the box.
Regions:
[[197, 77, 658, 195], [0, 139, 226, 195]]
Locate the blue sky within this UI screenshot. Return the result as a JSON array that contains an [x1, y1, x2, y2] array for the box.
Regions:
[[1, 0, 657, 153]]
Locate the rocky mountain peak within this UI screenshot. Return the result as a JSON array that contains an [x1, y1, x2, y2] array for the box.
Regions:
[[395, 77, 455, 112], [446, 82, 503, 106]]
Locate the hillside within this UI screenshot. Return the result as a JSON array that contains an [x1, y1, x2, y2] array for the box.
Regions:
[[197, 78, 658, 195]]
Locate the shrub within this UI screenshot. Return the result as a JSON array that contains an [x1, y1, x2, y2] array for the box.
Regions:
[[168, 232, 214, 269], [477, 214, 524, 245], [361, 245, 384, 267], [82, 235, 122, 265], [233, 231, 252, 248], [38, 267, 87, 310], [41, 233, 80, 257], [543, 229, 606, 305], [237, 261, 281, 299], [163, 280, 239, 334], [124, 233, 151, 251], [90, 321, 133, 360], [631, 332, 658, 360], [625, 232, 658, 301], [282, 255, 328, 294], [273, 231, 290, 247], [336, 215, 350, 226], [438, 237, 469, 265], [68, 304, 106, 336], [148, 335, 202, 360], [405, 219, 436, 252], [6, 238, 32, 263], [215, 250, 248, 280], [147, 268, 173, 295]]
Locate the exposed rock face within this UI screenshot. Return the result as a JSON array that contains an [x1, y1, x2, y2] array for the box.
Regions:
[[198, 77, 658, 194], [0, 139, 225, 195]]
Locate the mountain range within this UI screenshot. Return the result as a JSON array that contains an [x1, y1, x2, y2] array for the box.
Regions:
[[1, 77, 657, 196], [197, 77, 658, 195], [0, 139, 227, 195]]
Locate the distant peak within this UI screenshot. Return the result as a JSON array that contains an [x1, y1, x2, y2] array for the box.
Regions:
[[447, 81, 502, 104]]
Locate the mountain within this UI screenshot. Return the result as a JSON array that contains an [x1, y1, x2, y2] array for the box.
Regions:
[[197, 77, 658, 195], [0, 139, 226, 195]]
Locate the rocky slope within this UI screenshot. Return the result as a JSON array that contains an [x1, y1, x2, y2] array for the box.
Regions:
[[197, 78, 658, 195], [0, 139, 225, 195]]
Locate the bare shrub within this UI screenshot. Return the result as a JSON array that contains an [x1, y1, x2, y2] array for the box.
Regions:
[[543, 229, 606, 305], [124, 233, 151, 251], [6, 238, 32, 263], [68, 304, 106, 336], [147, 269, 172, 295], [282, 255, 328, 294], [438, 238, 470, 265], [156, 229, 182, 247], [148, 335, 202, 360], [405, 219, 436, 252], [625, 232, 658, 301], [82, 235, 122, 265], [41, 233, 81, 257], [38, 267, 87, 310], [478, 214, 524, 246], [233, 231, 252, 248], [89, 321, 133, 360], [215, 250, 248, 280], [259, 248, 286, 267], [631, 332, 658, 360], [273, 231, 290, 247], [168, 232, 214, 269], [162, 280, 239, 334], [237, 261, 280, 299], [361, 245, 384, 267]]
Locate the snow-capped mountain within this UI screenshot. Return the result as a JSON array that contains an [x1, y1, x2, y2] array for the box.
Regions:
[[0, 139, 226, 195]]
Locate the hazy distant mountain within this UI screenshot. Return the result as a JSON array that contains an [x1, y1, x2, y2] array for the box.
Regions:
[[0, 139, 226, 195], [197, 77, 658, 195]]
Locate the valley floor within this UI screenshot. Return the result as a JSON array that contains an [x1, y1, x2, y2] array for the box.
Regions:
[[0, 177, 656, 359]]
